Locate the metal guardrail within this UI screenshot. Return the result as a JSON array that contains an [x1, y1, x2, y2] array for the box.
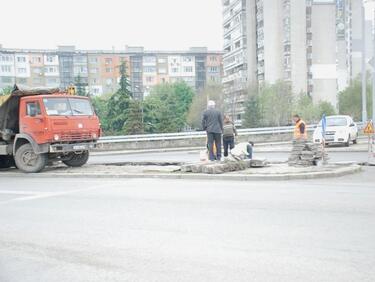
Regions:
[[98, 121, 366, 144], [98, 124, 319, 144]]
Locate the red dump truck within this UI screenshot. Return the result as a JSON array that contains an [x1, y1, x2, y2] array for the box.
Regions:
[[0, 85, 101, 173]]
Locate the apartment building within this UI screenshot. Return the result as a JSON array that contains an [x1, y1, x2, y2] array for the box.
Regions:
[[0, 45, 223, 100], [222, 0, 370, 123]]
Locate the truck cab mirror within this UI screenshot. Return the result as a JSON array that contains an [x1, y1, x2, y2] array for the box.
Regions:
[[349, 123, 355, 127]]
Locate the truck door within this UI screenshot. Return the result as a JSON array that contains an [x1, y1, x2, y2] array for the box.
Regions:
[[20, 100, 46, 144]]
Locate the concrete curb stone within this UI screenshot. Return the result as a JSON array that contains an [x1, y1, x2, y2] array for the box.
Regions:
[[0, 164, 362, 181]]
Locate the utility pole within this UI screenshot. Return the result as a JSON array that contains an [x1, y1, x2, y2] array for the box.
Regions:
[[373, 7, 375, 122], [362, 4, 368, 122]]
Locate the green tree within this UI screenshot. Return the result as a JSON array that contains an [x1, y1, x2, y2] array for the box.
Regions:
[[91, 95, 110, 132], [75, 74, 87, 96], [258, 81, 294, 126], [338, 78, 372, 121], [316, 101, 336, 118], [123, 100, 144, 135], [106, 62, 132, 133], [187, 83, 224, 129], [243, 92, 262, 128], [0, 86, 13, 96], [294, 94, 318, 123], [143, 82, 194, 133]]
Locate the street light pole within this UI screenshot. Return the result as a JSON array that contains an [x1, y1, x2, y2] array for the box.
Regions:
[[373, 7, 375, 122], [362, 4, 368, 122]]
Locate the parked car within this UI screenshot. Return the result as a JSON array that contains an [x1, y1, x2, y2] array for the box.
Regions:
[[313, 115, 358, 147]]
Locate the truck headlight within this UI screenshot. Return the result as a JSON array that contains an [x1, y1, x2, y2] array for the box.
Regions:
[[54, 134, 60, 141]]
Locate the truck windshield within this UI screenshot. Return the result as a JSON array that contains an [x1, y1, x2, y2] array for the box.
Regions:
[[43, 98, 94, 116]]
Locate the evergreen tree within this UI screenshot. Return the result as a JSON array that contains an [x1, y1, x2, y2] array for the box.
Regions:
[[123, 100, 144, 135], [106, 62, 132, 133], [75, 74, 86, 96], [243, 94, 262, 128]]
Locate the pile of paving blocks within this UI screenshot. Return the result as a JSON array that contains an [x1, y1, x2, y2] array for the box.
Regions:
[[288, 140, 327, 166], [181, 158, 268, 174]]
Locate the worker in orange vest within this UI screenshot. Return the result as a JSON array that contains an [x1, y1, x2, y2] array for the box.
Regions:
[[293, 114, 307, 140]]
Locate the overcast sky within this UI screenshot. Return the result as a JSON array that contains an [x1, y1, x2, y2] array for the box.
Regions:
[[1, 0, 374, 51], [1, 0, 223, 51]]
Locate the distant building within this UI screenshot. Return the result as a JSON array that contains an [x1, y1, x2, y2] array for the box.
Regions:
[[0, 46, 223, 99], [222, 0, 371, 123]]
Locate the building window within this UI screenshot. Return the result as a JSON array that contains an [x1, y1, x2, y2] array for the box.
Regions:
[[33, 67, 42, 74], [143, 56, 156, 64], [158, 68, 167, 74], [91, 78, 98, 84], [1, 56, 12, 62], [1, 77, 12, 83], [17, 78, 27, 84], [182, 56, 193, 62], [105, 58, 113, 65], [1, 65, 12, 73], [45, 67, 57, 73], [46, 56, 55, 63], [158, 58, 166, 63], [105, 78, 113, 85], [105, 67, 113, 73], [32, 57, 42, 63], [89, 57, 98, 63], [143, 66, 156, 73], [90, 68, 98, 74], [210, 56, 218, 62], [209, 66, 218, 73], [146, 76, 154, 83], [235, 40, 241, 49], [17, 57, 27, 63], [183, 66, 193, 73], [171, 67, 179, 73], [17, 68, 27, 73]]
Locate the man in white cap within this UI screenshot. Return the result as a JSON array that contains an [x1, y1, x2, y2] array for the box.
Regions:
[[202, 100, 223, 161]]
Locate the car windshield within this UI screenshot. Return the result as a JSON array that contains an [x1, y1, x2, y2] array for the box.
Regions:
[[43, 98, 93, 116], [318, 117, 348, 127]]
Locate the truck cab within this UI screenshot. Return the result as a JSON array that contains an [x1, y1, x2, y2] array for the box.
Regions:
[[0, 85, 101, 172]]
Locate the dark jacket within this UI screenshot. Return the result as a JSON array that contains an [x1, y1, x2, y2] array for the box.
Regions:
[[202, 108, 223, 134]]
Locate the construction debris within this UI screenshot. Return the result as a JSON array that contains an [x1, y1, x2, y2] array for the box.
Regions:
[[181, 158, 268, 174], [288, 140, 328, 167]]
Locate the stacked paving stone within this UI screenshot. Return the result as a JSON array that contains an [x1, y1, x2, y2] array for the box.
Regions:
[[181, 158, 268, 174], [288, 140, 328, 167]]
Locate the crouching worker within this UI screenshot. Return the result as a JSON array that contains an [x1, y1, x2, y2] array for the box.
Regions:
[[230, 139, 254, 161]]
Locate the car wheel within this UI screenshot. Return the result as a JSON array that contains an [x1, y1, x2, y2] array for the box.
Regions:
[[353, 133, 358, 144], [345, 135, 350, 147]]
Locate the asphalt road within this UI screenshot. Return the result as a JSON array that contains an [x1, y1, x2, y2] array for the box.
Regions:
[[89, 150, 370, 164], [0, 169, 374, 282]]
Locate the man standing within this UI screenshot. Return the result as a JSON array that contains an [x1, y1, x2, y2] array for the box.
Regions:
[[293, 114, 307, 140], [202, 100, 223, 161]]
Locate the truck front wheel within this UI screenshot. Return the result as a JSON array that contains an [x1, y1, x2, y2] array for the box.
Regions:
[[62, 151, 89, 167], [15, 143, 47, 173]]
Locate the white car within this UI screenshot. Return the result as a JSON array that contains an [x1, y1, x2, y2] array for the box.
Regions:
[[313, 115, 358, 147]]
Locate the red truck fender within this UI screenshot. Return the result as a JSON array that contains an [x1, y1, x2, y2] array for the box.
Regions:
[[13, 134, 49, 155]]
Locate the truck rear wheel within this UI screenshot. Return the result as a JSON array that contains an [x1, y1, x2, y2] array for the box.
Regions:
[[15, 143, 47, 173], [0, 155, 15, 169], [62, 151, 89, 167]]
